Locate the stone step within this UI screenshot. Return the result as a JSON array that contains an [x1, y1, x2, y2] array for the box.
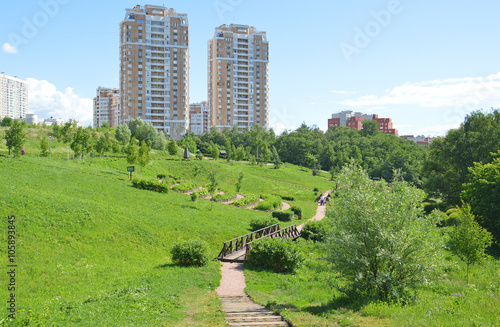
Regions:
[[226, 311, 275, 317], [228, 322, 289, 327], [227, 315, 283, 322]]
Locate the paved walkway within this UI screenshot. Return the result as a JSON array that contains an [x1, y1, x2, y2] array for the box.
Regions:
[[216, 190, 331, 326]]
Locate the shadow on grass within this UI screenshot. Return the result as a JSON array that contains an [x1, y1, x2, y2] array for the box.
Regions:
[[180, 204, 200, 210], [154, 263, 177, 269], [303, 295, 372, 316]]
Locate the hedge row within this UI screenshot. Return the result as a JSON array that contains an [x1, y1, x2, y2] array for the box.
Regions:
[[255, 194, 282, 211], [271, 211, 294, 222], [250, 216, 279, 232], [132, 179, 169, 193], [290, 206, 303, 217], [247, 238, 303, 273]]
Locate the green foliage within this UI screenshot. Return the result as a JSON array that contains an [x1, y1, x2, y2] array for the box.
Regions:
[[191, 192, 198, 202], [1, 116, 13, 126], [115, 124, 131, 145], [95, 132, 112, 158], [172, 182, 199, 192], [131, 179, 169, 193], [255, 195, 282, 211], [247, 238, 304, 273], [233, 194, 260, 207], [461, 153, 500, 243], [167, 138, 178, 155], [326, 162, 444, 303], [208, 170, 218, 194], [448, 204, 493, 283], [271, 211, 293, 222], [39, 135, 49, 157], [170, 239, 209, 267], [290, 205, 302, 218], [236, 172, 244, 193], [4, 119, 26, 156], [281, 195, 295, 201], [424, 110, 500, 206], [313, 187, 319, 192], [181, 136, 197, 154], [212, 192, 237, 202], [210, 144, 220, 160], [301, 221, 327, 242], [137, 140, 152, 174], [125, 137, 139, 165], [249, 216, 279, 231], [128, 118, 166, 150]]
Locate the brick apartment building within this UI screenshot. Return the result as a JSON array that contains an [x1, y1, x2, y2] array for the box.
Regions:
[[328, 110, 398, 135]]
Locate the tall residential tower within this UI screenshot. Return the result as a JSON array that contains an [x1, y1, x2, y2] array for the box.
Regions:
[[120, 5, 189, 139], [0, 73, 28, 120], [93, 87, 120, 128], [208, 24, 269, 132]]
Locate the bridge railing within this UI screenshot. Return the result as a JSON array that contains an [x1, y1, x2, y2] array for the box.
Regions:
[[244, 224, 300, 260], [217, 223, 280, 260]]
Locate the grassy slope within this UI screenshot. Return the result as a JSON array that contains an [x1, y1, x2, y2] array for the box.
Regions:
[[0, 131, 333, 325]]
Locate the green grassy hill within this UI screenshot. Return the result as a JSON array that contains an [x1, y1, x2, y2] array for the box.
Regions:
[[0, 134, 333, 326]]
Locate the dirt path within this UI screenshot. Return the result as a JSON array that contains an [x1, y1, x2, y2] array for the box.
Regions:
[[216, 190, 331, 325]]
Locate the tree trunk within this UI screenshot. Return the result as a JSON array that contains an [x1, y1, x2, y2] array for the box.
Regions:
[[466, 263, 469, 284]]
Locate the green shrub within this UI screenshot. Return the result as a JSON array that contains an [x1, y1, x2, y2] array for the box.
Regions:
[[281, 195, 295, 201], [250, 216, 279, 231], [212, 192, 237, 202], [193, 188, 210, 197], [172, 182, 199, 192], [132, 179, 169, 193], [313, 187, 319, 192], [301, 221, 327, 242], [290, 206, 303, 218], [170, 239, 209, 267], [233, 194, 259, 206], [255, 202, 274, 211], [256, 194, 282, 211], [272, 211, 293, 222], [247, 238, 303, 273], [191, 193, 198, 202]]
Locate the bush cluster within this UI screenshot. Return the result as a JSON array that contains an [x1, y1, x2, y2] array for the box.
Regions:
[[212, 192, 237, 202], [247, 238, 304, 273], [272, 211, 293, 222], [301, 221, 327, 242], [255, 194, 282, 211], [132, 179, 169, 193], [290, 206, 303, 218], [170, 239, 209, 267], [233, 194, 259, 206], [172, 182, 199, 192], [280, 195, 295, 201], [250, 216, 279, 231], [193, 188, 210, 197]]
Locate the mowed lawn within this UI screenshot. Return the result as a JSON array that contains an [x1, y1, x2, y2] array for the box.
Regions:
[[0, 154, 332, 326]]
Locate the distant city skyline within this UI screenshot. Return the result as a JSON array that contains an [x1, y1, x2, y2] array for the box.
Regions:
[[2, 0, 500, 136]]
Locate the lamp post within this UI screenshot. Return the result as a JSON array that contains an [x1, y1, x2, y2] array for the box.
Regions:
[[49, 135, 52, 158]]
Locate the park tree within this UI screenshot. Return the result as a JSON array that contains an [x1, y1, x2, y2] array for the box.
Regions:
[[115, 124, 132, 146], [40, 135, 49, 157], [137, 140, 152, 178], [1, 116, 13, 127], [210, 144, 220, 160], [448, 204, 493, 284], [4, 120, 26, 157], [95, 132, 112, 158], [71, 127, 92, 162], [461, 152, 500, 243], [125, 137, 139, 166], [181, 136, 197, 154], [326, 162, 444, 303], [424, 110, 500, 206], [236, 172, 244, 193], [167, 139, 178, 156], [60, 122, 73, 160], [362, 119, 379, 136]]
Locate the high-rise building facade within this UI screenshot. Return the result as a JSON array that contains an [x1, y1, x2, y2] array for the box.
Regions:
[[208, 24, 269, 132], [120, 5, 189, 139], [189, 101, 208, 135], [93, 87, 120, 128], [0, 73, 28, 120], [328, 110, 398, 135]]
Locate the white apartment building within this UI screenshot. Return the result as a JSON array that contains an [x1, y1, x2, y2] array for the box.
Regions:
[[120, 5, 189, 140], [93, 87, 120, 128], [189, 101, 208, 135], [0, 73, 28, 120], [208, 24, 269, 132]]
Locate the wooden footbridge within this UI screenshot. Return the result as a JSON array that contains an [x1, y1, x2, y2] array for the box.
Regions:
[[217, 223, 300, 263]]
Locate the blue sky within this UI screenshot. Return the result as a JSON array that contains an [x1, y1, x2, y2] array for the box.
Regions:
[[2, 0, 500, 136]]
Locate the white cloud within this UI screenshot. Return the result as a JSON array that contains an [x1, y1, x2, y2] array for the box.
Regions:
[[341, 72, 500, 108], [330, 90, 357, 95], [2, 42, 18, 54], [27, 78, 93, 126]]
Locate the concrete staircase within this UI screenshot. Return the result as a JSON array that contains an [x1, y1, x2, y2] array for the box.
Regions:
[[219, 295, 289, 327]]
